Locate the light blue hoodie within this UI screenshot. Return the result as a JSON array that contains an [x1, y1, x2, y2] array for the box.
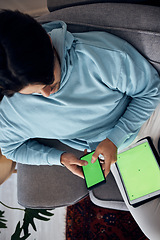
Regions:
[[0, 21, 160, 165]]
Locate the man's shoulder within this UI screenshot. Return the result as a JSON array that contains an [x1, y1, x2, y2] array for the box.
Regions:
[[0, 94, 40, 122], [73, 31, 127, 52]]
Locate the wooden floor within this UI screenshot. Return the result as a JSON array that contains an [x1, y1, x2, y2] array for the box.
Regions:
[[0, 0, 48, 17]]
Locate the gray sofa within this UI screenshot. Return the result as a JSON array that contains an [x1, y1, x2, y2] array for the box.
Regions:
[[17, 1, 160, 210]]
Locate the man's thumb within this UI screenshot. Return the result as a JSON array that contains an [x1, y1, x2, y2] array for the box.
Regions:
[[91, 151, 99, 163]]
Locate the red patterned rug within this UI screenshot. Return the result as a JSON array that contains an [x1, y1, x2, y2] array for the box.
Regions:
[[66, 196, 148, 240]]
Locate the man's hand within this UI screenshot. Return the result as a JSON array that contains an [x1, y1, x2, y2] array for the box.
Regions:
[[60, 151, 88, 179], [91, 138, 117, 177]]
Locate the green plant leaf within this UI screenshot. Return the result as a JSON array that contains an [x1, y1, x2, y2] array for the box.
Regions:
[[22, 209, 54, 235], [0, 210, 7, 229], [11, 221, 30, 240]]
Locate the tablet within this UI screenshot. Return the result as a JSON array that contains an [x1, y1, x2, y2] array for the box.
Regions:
[[116, 137, 160, 207], [81, 151, 106, 190]]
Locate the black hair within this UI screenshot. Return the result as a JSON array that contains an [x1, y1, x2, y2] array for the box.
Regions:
[[0, 10, 54, 100]]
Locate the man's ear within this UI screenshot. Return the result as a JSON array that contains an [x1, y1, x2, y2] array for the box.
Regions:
[[0, 150, 17, 185], [48, 34, 52, 44]]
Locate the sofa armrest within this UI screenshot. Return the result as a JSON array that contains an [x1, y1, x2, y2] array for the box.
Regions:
[[38, 3, 160, 75], [47, 0, 159, 12]]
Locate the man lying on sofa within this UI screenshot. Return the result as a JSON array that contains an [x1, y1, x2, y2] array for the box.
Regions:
[[0, 10, 160, 238]]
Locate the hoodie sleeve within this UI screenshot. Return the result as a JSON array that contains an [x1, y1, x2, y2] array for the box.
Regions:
[[0, 128, 64, 166], [107, 42, 160, 148]]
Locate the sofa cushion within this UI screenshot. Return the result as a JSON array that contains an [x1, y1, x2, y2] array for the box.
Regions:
[[17, 139, 88, 208], [17, 139, 125, 209], [17, 163, 88, 209]]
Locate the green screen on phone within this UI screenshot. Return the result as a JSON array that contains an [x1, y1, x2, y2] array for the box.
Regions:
[[81, 151, 106, 189], [117, 141, 160, 202]]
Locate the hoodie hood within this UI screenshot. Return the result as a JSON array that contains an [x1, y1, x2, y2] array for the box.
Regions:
[[42, 21, 75, 90]]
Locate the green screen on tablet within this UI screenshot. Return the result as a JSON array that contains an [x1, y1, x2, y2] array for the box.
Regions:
[[116, 138, 160, 206]]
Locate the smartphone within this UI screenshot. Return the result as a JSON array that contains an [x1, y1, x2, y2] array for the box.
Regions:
[[116, 137, 160, 207], [81, 151, 106, 190]]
